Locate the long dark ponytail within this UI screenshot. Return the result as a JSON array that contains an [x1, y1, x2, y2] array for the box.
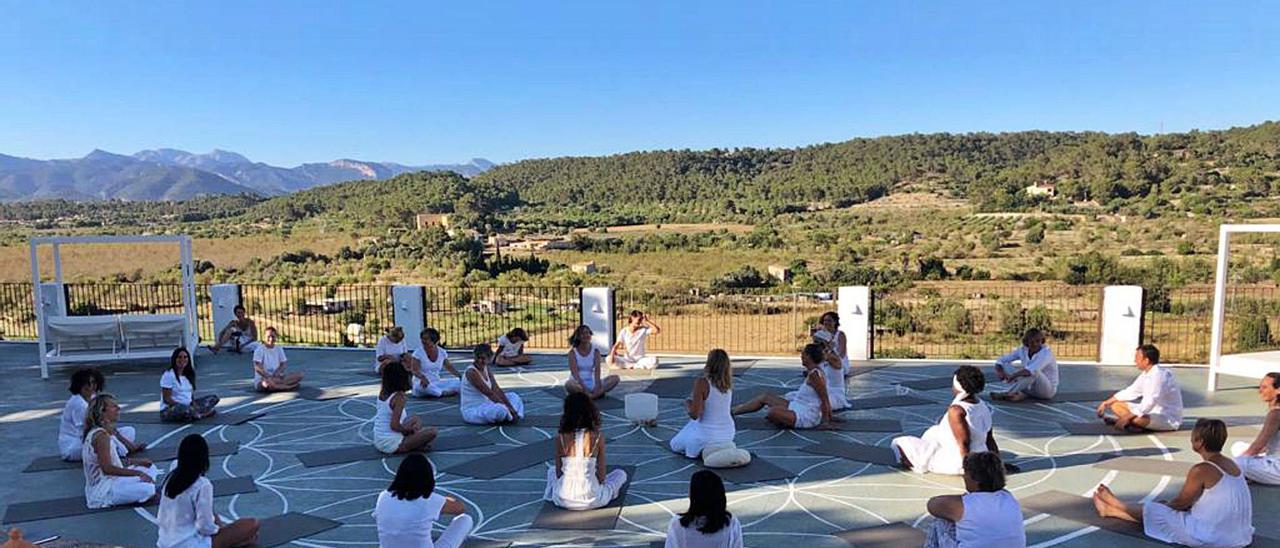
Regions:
[[164, 434, 209, 499]]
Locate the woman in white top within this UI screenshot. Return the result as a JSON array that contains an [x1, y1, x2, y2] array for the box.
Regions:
[[375, 453, 473, 548], [59, 367, 143, 461], [925, 452, 1026, 548], [608, 310, 662, 370], [161, 347, 219, 423], [461, 344, 525, 424], [375, 326, 409, 374], [494, 327, 532, 367], [1232, 372, 1280, 484], [373, 361, 438, 454], [157, 434, 259, 548], [565, 325, 620, 399], [665, 470, 743, 548], [81, 393, 161, 508], [410, 328, 463, 398], [1094, 418, 1255, 547], [671, 350, 736, 459], [892, 365, 1000, 475], [251, 327, 302, 392], [811, 311, 853, 381], [732, 344, 834, 429], [544, 392, 628, 510], [990, 328, 1059, 402]]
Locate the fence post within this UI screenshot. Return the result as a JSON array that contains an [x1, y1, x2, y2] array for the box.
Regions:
[[392, 285, 427, 351], [210, 284, 241, 342], [580, 287, 616, 355], [1099, 285, 1145, 365], [838, 286, 872, 361]]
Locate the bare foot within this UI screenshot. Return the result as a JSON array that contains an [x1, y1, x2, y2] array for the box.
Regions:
[[1092, 490, 1111, 518]]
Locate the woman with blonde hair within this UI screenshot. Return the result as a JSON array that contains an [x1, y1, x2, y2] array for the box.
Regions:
[[670, 350, 737, 459], [82, 393, 162, 508]]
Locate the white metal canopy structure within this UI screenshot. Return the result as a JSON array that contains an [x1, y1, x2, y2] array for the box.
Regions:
[[1208, 223, 1280, 391], [29, 235, 198, 379]]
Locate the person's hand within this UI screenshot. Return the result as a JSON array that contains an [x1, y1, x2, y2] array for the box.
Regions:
[[138, 472, 155, 484], [1095, 402, 1107, 418]]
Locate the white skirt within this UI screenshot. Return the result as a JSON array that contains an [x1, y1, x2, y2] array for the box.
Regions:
[[783, 391, 821, 429], [373, 432, 403, 454], [461, 393, 525, 424], [669, 419, 735, 458], [614, 355, 658, 370], [1232, 441, 1280, 485], [891, 425, 966, 475]]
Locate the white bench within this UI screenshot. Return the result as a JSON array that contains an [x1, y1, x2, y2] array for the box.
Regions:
[[44, 314, 187, 363]]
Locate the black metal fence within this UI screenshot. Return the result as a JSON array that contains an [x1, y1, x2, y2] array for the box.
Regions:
[[423, 286, 581, 350], [0, 283, 37, 340], [238, 284, 393, 348]]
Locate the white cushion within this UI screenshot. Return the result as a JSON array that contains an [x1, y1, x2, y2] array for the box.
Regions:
[[625, 393, 659, 422], [702, 441, 751, 468]]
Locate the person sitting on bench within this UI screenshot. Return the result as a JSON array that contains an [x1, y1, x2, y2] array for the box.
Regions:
[[410, 328, 462, 398], [495, 328, 532, 367], [670, 349, 736, 459], [60, 367, 144, 461], [608, 310, 661, 370], [1093, 418, 1254, 547], [157, 434, 260, 548], [892, 365, 1001, 475], [161, 347, 219, 422], [1096, 344, 1183, 432], [252, 327, 303, 392], [989, 328, 1059, 402], [664, 470, 743, 548], [565, 325, 619, 400], [375, 454, 474, 548], [375, 326, 409, 374], [544, 392, 628, 510], [925, 452, 1026, 547], [208, 305, 258, 354], [461, 344, 525, 424], [731, 344, 835, 430], [82, 394, 162, 508], [373, 361, 438, 455], [1231, 371, 1280, 485]]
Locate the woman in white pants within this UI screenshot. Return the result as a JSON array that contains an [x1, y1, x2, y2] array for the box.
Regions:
[[608, 310, 661, 370], [82, 394, 161, 508], [1232, 372, 1280, 484], [59, 368, 144, 461], [460, 344, 525, 424], [375, 454, 474, 548], [892, 365, 1000, 475], [411, 328, 463, 398], [544, 392, 628, 510], [670, 349, 736, 458], [924, 452, 1026, 547]]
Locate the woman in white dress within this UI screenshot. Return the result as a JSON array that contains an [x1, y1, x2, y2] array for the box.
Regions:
[[731, 344, 835, 429], [375, 454, 473, 548], [544, 392, 628, 510], [161, 347, 219, 423], [82, 394, 162, 508], [670, 349, 736, 459], [608, 310, 662, 370], [251, 327, 303, 392], [1094, 418, 1255, 547], [925, 452, 1026, 548], [157, 434, 260, 548], [892, 365, 999, 475], [1231, 371, 1280, 484], [812, 311, 853, 382], [373, 361, 438, 454], [410, 328, 463, 398], [664, 470, 743, 548], [495, 328, 532, 367], [375, 326, 409, 374], [59, 367, 143, 461], [461, 344, 525, 424], [565, 325, 620, 399]]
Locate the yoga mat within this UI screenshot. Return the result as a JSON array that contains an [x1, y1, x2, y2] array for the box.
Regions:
[[250, 512, 341, 547], [799, 441, 899, 466], [735, 416, 901, 432], [731, 359, 757, 375], [832, 522, 925, 548], [23, 441, 239, 473], [443, 438, 556, 479], [1018, 490, 1150, 541], [1059, 421, 1193, 436], [845, 364, 890, 378], [420, 413, 560, 428], [708, 457, 793, 484], [296, 435, 491, 467], [895, 372, 1000, 391], [645, 376, 696, 398], [539, 387, 625, 410], [530, 466, 635, 530], [3, 476, 256, 524], [848, 395, 933, 410], [990, 389, 1116, 404], [1093, 457, 1195, 477], [298, 384, 381, 401], [122, 412, 263, 425]]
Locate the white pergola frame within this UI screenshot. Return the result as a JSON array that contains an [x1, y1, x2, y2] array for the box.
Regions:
[[29, 235, 198, 379], [1207, 223, 1280, 391]]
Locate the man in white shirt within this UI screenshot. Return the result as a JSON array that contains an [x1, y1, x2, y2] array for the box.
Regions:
[[253, 327, 303, 392], [990, 329, 1059, 402], [1096, 344, 1184, 432]]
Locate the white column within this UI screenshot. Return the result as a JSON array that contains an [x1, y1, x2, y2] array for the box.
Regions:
[[1207, 226, 1231, 391], [837, 286, 872, 361], [392, 285, 426, 351], [210, 284, 242, 344], [580, 287, 616, 355], [1099, 285, 1145, 365]]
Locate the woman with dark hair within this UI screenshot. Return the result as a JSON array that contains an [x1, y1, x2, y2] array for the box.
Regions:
[[374, 326, 408, 374], [808, 312, 849, 409], [374, 454, 473, 548], [608, 310, 661, 370], [373, 361, 437, 454], [1231, 371, 1280, 484], [157, 434, 259, 548], [81, 393, 161, 508], [664, 470, 742, 547], [411, 328, 463, 398], [670, 350, 737, 459], [924, 452, 1025, 547], [892, 365, 999, 475], [731, 343, 835, 430], [59, 367, 143, 461], [161, 347, 219, 422], [495, 327, 532, 367], [1094, 418, 1254, 547], [460, 344, 524, 424], [544, 392, 627, 510], [566, 325, 620, 399]]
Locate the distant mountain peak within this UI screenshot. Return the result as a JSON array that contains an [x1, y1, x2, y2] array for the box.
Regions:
[[83, 149, 131, 161]]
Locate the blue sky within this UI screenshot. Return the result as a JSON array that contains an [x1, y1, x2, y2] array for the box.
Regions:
[[1, 1, 1277, 166]]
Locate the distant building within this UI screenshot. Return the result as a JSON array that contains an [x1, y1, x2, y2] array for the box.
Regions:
[[1025, 182, 1058, 198], [542, 239, 575, 250], [474, 300, 508, 314], [767, 264, 792, 282], [571, 261, 597, 274], [305, 298, 354, 314], [415, 213, 451, 231], [488, 234, 509, 247]]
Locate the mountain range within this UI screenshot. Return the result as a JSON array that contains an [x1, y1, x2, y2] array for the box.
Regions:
[[0, 149, 494, 201]]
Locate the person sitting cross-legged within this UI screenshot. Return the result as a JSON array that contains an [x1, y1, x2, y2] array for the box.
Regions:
[[543, 392, 628, 510], [989, 328, 1058, 402], [157, 434, 260, 548], [1231, 371, 1280, 485], [1095, 344, 1183, 432], [663, 470, 743, 548], [372, 361, 438, 455], [208, 305, 258, 354], [460, 344, 525, 424], [59, 367, 144, 461], [495, 328, 533, 367], [565, 325, 619, 400], [252, 327, 303, 392], [924, 452, 1026, 548], [409, 328, 463, 398]]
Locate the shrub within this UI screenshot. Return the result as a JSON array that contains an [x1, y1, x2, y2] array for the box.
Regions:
[[1236, 314, 1272, 352]]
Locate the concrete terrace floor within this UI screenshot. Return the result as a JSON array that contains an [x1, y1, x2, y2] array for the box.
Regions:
[[0, 342, 1277, 548]]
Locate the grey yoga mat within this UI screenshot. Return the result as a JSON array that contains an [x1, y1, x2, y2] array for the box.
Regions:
[[296, 435, 492, 467], [3, 475, 256, 524], [895, 372, 1000, 391], [298, 384, 381, 401], [1059, 421, 1193, 436], [847, 395, 933, 410], [1018, 490, 1153, 542], [735, 416, 901, 432], [705, 456, 794, 484], [122, 411, 263, 425], [23, 441, 240, 473], [530, 466, 636, 530], [799, 441, 900, 466], [644, 376, 696, 398], [539, 387, 625, 410], [250, 512, 341, 547], [443, 437, 557, 479], [1093, 456, 1195, 476], [832, 522, 926, 548], [420, 413, 560, 428]]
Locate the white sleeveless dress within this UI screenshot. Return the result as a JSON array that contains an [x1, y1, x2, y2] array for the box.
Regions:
[[412, 346, 460, 398], [1143, 460, 1254, 547], [82, 426, 160, 508], [1231, 409, 1280, 485], [373, 393, 409, 454], [460, 366, 524, 424], [543, 430, 628, 510], [571, 347, 598, 391], [892, 398, 993, 475], [783, 369, 826, 429], [670, 382, 736, 458]]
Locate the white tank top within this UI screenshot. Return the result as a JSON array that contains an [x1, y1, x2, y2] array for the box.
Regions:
[[792, 369, 825, 410], [550, 430, 605, 509], [373, 394, 407, 439], [461, 366, 492, 411], [82, 426, 123, 505], [697, 381, 736, 444], [822, 362, 848, 410], [957, 490, 1026, 547], [950, 399, 993, 454], [417, 346, 448, 384], [572, 347, 596, 390], [1186, 460, 1254, 546]]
